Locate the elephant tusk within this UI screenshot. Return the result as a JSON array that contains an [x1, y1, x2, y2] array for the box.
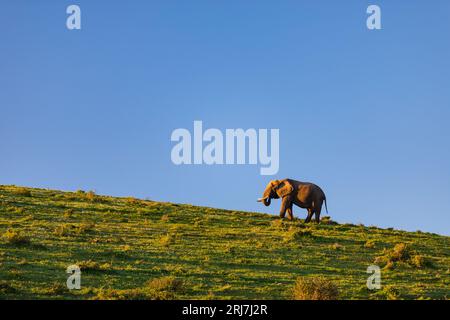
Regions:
[[257, 197, 267, 202]]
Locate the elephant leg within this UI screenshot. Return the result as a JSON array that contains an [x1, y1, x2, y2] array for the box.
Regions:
[[279, 196, 291, 219], [305, 208, 313, 223], [314, 200, 323, 223], [286, 204, 294, 221]]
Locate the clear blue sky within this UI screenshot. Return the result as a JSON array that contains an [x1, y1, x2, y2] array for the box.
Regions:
[[1, 1, 449, 235]]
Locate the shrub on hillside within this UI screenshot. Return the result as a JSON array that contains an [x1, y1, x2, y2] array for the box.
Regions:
[[125, 197, 139, 205], [390, 243, 412, 261], [54, 224, 72, 237], [85, 191, 97, 202], [284, 227, 313, 242], [146, 276, 184, 300], [329, 242, 344, 250], [76, 222, 95, 234], [364, 239, 377, 248], [159, 233, 173, 247], [160, 214, 170, 222], [270, 219, 287, 230], [0, 281, 17, 294], [320, 216, 338, 225], [2, 229, 31, 246], [374, 243, 410, 266], [93, 288, 148, 300], [13, 188, 32, 197], [373, 285, 401, 300], [93, 277, 184, 300], [292, 276, 339, 300], [374, 243, 433, 269], [77, 260, 111, 272], [64, 209, 74, 218], [7, 206, 25, 214], [41, 283, 68, 295], [410, 254, 434, 268]]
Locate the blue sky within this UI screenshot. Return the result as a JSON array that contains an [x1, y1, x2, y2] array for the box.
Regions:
[[1, 1, 449, 235]]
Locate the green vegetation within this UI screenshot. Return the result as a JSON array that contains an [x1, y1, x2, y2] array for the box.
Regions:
[[0, 185, 449, 300]]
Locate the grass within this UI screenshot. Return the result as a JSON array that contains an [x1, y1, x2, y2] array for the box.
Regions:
[[292, 276, 339, 300], [0, 185, 449, 300]]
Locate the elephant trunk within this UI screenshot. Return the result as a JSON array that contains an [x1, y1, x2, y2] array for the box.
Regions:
[[258, 187, 273, 206]]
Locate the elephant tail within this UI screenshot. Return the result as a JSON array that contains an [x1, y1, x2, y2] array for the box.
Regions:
[[324, 197, 328, 214]]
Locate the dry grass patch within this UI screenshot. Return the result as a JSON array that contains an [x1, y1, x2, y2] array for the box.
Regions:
[[292, 276, 339, 300], [145, 276, 184, 299]]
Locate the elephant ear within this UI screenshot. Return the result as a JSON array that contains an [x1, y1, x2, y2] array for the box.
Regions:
[[275, 180, 293, 198]]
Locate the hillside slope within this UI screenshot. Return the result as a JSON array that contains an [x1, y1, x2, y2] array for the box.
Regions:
[[0, 185, 448, 300]]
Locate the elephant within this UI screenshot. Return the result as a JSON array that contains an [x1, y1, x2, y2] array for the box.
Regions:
[[257, 179, 328, 223]]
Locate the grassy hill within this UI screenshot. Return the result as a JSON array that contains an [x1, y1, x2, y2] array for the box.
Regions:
[[0, 185, 448, 300]]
